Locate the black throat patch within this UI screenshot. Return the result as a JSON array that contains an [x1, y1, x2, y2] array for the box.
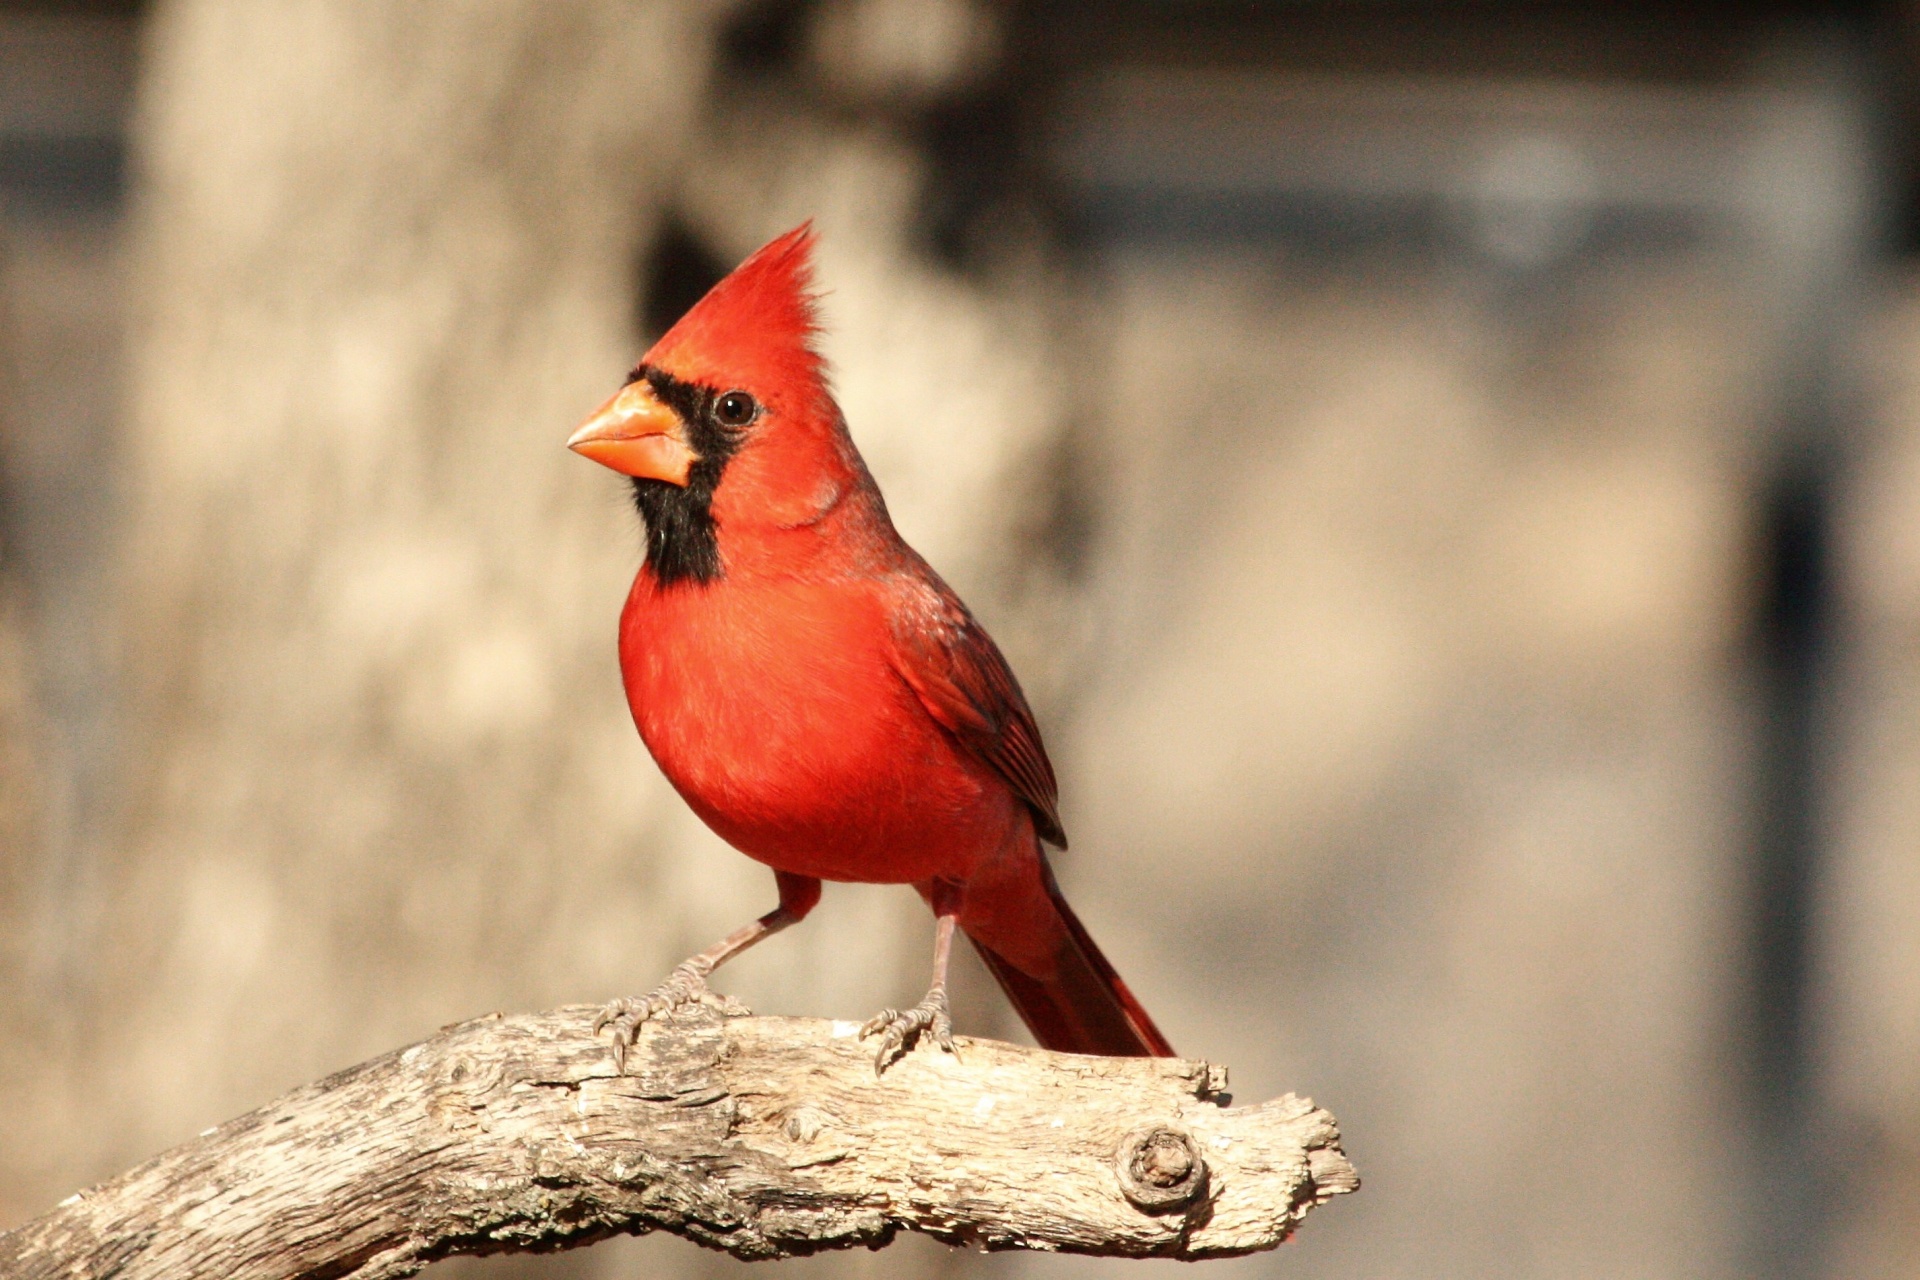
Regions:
[[627, 365, 744, 587]]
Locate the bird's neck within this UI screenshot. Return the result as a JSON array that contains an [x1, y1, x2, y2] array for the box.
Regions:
[[636, 466, 897, 591]]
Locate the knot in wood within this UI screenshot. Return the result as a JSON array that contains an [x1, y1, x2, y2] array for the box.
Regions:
[[1115, 1126, 1207, 1213]]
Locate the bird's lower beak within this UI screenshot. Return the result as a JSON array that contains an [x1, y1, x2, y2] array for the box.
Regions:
[[567, 379, 694, 485]]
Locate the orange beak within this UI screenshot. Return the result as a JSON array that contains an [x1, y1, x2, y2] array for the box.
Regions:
[[567, 379, 695, 485]]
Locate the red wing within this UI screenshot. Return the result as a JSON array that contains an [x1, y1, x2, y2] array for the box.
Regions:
[[887, 575, 1067, 848]]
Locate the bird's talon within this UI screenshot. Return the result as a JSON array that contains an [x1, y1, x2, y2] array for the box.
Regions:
[[596, 964, 725, 1073], [859, 991, 953, 1074]]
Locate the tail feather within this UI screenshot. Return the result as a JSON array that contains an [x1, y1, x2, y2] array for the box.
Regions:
[[969, 865, 1174, 1058]]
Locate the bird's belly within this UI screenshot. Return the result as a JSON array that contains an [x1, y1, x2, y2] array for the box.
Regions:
[[622, 584, 1012, 885]]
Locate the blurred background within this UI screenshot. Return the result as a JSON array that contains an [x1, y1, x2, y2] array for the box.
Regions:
[[1, 1, 1918, 1277]]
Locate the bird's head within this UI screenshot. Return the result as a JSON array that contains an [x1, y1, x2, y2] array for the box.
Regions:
[[569, 223, 869, 585]]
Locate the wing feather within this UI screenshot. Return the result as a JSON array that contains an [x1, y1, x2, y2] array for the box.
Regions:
[[887, 574, 1067, 848]]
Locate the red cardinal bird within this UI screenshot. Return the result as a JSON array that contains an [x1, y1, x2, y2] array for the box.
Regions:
[[568, 224, 1172, 1070]]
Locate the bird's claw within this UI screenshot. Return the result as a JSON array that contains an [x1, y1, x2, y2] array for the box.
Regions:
[[594, 962, 743, 1073], [859, 989, 955, 1075]]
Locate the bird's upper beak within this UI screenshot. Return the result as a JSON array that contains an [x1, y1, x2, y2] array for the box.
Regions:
[[567, 379, 694, 485]]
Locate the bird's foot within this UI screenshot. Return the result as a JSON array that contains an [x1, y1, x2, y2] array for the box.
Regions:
[[593, 962, 747, 1073], [859, 987, 955, 1075]]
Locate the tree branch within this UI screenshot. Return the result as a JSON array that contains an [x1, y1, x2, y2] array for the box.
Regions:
[[0, 1006, 1357, 1278]]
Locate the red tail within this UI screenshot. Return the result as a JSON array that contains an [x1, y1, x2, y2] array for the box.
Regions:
[[968, 863, 1175, 1058]]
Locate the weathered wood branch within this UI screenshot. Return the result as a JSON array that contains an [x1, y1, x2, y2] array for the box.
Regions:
[[0, 1005, 1357, 1278]]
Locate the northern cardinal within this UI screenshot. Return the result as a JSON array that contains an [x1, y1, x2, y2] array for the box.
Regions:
[[568, 224, 1172, 1070]]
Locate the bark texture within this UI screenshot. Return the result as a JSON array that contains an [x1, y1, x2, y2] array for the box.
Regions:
[[0, 1010, 1355, 1279]]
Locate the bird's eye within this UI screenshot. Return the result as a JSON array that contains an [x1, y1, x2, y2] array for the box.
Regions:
[[714, 391, 758, 427]]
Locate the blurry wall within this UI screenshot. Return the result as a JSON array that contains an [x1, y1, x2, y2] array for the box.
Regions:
[[1006, 12, 1879, 1279], [2, 4, 1919, 1280], [1047, 250, 1764, 1280], [1823, 284, 1920, 1280], [0, 0, 133, 1227]]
